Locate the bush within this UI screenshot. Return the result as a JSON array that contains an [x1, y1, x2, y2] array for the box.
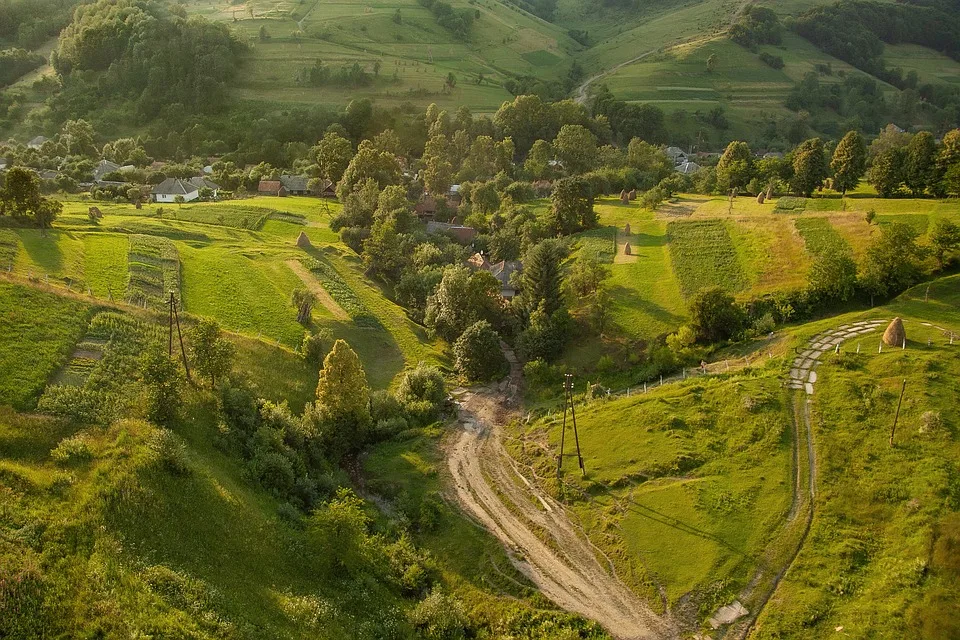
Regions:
[[454, 321, 508, 382], [372, 416, 410, 441], [148, 428, 191, 475], [370, 389, 403, 423], [249, 450, 296, 495], [759, 52, 784, 69], [396, 365, 447, 411], [301, 329, 333, 363], [51, 434, 93, 465], [689, 286, 745, 343], [409, 589, 468, 640]]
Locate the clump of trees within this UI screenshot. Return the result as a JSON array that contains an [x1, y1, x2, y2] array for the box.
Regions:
[[0, 166, 62, 227]]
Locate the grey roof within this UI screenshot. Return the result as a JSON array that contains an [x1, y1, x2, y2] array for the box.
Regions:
[[93, 160, 121, 180], [27, 135, 49, 148], [188, 176, 220, 191], [151, 178, 198, 195], [676, 161, 701, 175], [665, 146, 687, 160], [489, 260, 521, 287], [280, 174, 309, 192]]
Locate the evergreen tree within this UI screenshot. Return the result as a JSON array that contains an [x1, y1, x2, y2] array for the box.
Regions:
[[830, 131, 867, 196], [790, 138, 828, 197], [517, 239, 566, 317], [904, 131, 936, 196], [315, 340, 371, 455]]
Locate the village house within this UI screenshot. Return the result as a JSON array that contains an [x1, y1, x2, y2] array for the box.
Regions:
[[676, 161, 700, 175], [280, 174, 311, 196], [151, 178, 199, 203], [258, 179, 288, 197], [465, 252, 521, 299], [665, 146, 687, 165], [318, 178, 337, 198], [188, 176, 221, 197], [27, 135, 49, 150], [426, 221, 476, 244], [93, 159, 121, 181]]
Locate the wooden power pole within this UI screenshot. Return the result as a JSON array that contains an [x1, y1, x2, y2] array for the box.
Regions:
[[557, 374, 585, 478], [168, 292, 192, 383]]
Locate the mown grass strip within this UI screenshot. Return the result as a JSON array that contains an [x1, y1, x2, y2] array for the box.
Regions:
[[794, 217, 851, 258], [667, 219, 747, 296], [127, 234, 180, 307]]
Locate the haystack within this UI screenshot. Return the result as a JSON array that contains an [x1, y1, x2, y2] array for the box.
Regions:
[[882, 317, 906, 347], [296, 231, 312, 249], [619, 189, 629, 204], [627, 189, 637, 201], [756, 191, 766, 204], [624, 242, 632, 256], [624, 223, 631, 235]]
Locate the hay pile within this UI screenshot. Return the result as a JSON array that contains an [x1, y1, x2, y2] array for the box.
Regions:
[[624, 242, 632, 256], [882, 317, 906, 346], [619, 189, 629, 204], [296, 231, 312, 249]]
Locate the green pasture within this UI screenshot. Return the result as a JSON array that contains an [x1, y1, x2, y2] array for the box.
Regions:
[[667, 218, 747, 296], [511, 365, 793, 604], [754, 282, 960, 638]]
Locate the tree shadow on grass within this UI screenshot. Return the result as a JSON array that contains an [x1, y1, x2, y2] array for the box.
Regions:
[[18, 228, 64, 274], [608, 283, 685, 331], [620, 494, 749, 557]]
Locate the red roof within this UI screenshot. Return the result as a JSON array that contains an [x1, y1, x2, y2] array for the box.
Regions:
[[258, 180, 283, 193]]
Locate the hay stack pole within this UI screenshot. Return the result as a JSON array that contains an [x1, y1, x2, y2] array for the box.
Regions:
[[882, 317, 906, 347]]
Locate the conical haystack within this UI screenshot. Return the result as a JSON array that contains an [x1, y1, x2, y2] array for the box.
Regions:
[[619, 189, 629, 204], [624, 242, 632, 256], [624, 223, 631, 235], [882, 317, 906, 347], [756, 191, 766, 204], [296, 231, 312, 249], [627, 189, 637, 201]]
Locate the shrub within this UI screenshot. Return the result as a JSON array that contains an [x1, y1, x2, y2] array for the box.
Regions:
[[409, 589, 468, 640], [404, 400, 438, 427], [249, 450, 296, 495], [148, 428, 191, 475], [759, 52, 784, 69], [301, 329, 333, 363], [51, 434, 93, 465], [372, 416, 410, 441], [453, 321, 508, 382], [396, 365, 447, 410], [689, 286, 745, 343], [37, 386, 110, 424]]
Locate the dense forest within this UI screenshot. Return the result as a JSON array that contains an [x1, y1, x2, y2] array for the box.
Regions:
[[0, 0, 80, 48]]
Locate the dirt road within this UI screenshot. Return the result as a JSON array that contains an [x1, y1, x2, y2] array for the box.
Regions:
[[447, 345, 678, 640]]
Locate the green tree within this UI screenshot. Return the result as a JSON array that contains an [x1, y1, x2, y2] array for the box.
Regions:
[[517, 239, 566, 317], [934, 128, 960, 196], [259, 25, 270, 41], [424, 265, 503, 342], [626, 139, 674, 182], [859, 222, 925, 299], [830, 130, 867, 196], [549, 176, 596, 235], [689, 286, 744, 343], [868, 147, 905, 198], [336, 140, 402, 199], [313, 131, 355, 184], [553, 124, 598, 174], [904, 131, 936, 196], [564, 251, 610, 299], [174, 195, 185, 208], [930, 218, 960, 269], [0, 166, 62, 228], [140, 343, 185, 427], [292, 288, 315, 324], [716, 141, 754, 194], [396, 364, 446, 410], [790, 137, 828, 197], [517, 303, 571, 362], [308, 488, 374, 576], [524, 139, 553, 179], [363, 217, 408, 282], [807, 250, 857, 303], [453, 320, 508, 382], [188, 318, 235, 388], [315, 340, 371, 455]]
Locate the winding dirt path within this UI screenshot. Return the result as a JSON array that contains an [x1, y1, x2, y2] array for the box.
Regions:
[[447, 345, 678, 640]]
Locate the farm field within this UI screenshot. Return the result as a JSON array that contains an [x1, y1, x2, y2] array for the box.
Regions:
[[2, 195, 446, 389]]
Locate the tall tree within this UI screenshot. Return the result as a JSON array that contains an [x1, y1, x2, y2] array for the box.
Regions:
[[188, 319, 235, 388], [859, 222, 925, 299], [688, 287, 744, 343], [830, 131, 867, 196], [930, 218, 960, 269], [517, 239, 566, 317], [424, 265, 502, 342], [934, 128, 960, 197], [0, 166, 61, 228], [453, 320, 508, 382], [904, 131, 936, 196], [549, 176, 596, 235], [313, 131, 355, 184], [791, 137, 828, 197], [553, 124, 598, 174], [868, 147, 906, 198], [716, 141, 753, 193], [524, 139, 553, 180], [315, 340, 371, 455]]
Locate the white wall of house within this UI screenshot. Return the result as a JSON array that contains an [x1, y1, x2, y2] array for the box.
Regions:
[[155, 190, 199, 203]]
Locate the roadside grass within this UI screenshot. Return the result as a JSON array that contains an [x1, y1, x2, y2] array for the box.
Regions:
[[509, 367, 793, 606], [667, 218, 747, 296], [0, 281, 92, 409]]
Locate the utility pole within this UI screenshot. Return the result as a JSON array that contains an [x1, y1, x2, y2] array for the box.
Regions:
[[168, 292, 192, 383], [557, 374, 585, 478], [889, 378, 906, 447]]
